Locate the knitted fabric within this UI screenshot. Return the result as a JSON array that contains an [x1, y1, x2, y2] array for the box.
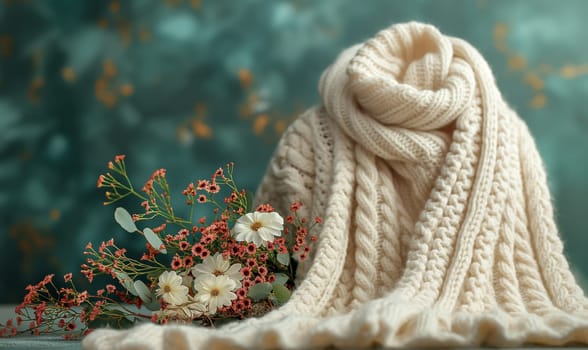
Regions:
[[83, 22, 588, 349]]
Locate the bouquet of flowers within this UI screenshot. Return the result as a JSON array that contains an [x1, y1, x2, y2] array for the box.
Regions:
[[0, 155, 321, 338]]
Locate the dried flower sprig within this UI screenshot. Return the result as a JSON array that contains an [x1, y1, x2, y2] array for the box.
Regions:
[[1, 155, 321, 338]]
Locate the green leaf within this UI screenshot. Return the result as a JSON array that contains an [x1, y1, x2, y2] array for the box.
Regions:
[[245, 190, 253, 212], [115, 271, 138, 296], [271, 283, 291, 305], [133, 280, 160, 311], [144, 227, 167, 254], [133, 280, 152, 303], [277, 252, 290, 266], [87, 309, 135, 330], [274, 273, 289, 285], [114, 207, 137, 233], [247, 282, 272, 301]]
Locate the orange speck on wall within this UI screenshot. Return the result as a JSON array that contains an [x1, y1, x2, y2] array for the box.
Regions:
[[0, 35, 13, 57], [118, 20, 132, 47], [139, 27, 152, 42], [97, 18, 108, 29], [274, 119, 287, 135], [62, 67, 76, 83], [95, 77, 108, 94], [253, 114, 269, 135], [165, 0, 183, 6], [238, 68, 254, 89], [195, 103, 207, 117], [524, 73, 544, 91], [101, 91, 118, 108], [103, 59, 117, 78], [239, 93, 259, 118], [191, 119, 213, 139], [49, 209, 61, 221], [27, 76, 44, 103], [109, 0, 121, 13], [9, 221, 54, 272], [119, 83, 134, 97], [493, 23, 508, 53], [508, 54, 526, 71], [530, 93, 546, 109], [560, 64, 588, 79]]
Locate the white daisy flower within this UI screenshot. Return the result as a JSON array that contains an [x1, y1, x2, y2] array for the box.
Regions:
[[192, 253, 243, 286], [232, 211, 283, 247], [155, 270, 189, 306], [194, 275, 238, 314]]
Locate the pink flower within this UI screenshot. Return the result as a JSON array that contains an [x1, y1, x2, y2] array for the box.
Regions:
[[290, 202, 302, 212], [246, 243, 256, 255], [183, 255, 194, 268], [246, 258, 257, 268], [191, 243, 204, 256], [197, 180, 209, 189], [63, 273, 73, 283], [236, 288, 247, 298], [255, 204, 275, 213], [240, 266, 252, 279], [242, 280, 253, 288], [171, 255, 183, 270], [114, 154, 126, 162], [115, 248, 127, 257], [97, 175, 105, 188], [206, 183, 220, 194]]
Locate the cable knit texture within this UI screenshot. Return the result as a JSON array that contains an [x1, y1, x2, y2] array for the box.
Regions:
[[83, 22, 588, 349]]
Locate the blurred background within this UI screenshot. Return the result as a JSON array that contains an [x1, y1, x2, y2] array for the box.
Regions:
[[1, 0, 587, 303]]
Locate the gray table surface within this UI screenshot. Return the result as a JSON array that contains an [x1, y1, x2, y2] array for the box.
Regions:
[[2, 304, 588, 350]]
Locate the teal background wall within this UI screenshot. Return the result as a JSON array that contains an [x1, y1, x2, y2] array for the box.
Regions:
[[1, 0, 587, 302]]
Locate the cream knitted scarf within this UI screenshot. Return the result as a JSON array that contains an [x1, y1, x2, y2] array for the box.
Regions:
[[83, 22, 588, 349]]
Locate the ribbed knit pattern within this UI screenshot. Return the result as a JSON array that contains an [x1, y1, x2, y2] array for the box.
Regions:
[[83, 22, 588, 349]]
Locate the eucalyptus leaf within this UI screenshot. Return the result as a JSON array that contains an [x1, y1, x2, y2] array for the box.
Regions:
[[247, 282, 272, 301], [144, 227, 167, 254], [133, 280, 152, 303], [87, 309, 135, 329], [133, 280, 160, 311], [114, 207, 138, 233], [115, 271, 138, 296], [271, 283, 291, 305], [274, 273, 289, 285], [277, 252, 290, 266]]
